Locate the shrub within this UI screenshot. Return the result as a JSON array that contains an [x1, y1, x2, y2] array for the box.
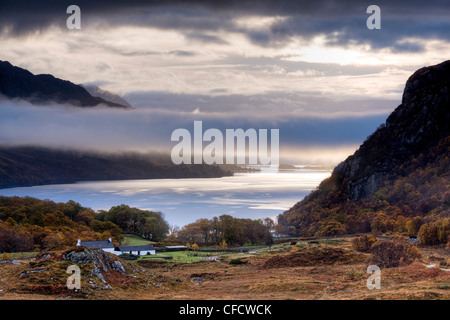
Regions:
[[418, 219, 449, 245], [369, 240, 421, 268], [137, 259, 168, 267], [1, 252, 11, 260], [229, 258, 248, 265], [436, 218, 450, 243], [318, 220, 345, 237], [118, 253, 138, 260], [351, 235, 376, 252], [406, 216, 424, 236], [418, 223, 439, 245]]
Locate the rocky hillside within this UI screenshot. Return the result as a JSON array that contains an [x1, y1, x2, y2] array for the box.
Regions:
[[0, 60, 130, 109], [278, 60, 450, 237], [11, 247, 182, 298], [344, 60, 450, 201]]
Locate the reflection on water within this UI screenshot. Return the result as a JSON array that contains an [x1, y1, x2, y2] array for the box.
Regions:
[[0, 167, 330, 227]]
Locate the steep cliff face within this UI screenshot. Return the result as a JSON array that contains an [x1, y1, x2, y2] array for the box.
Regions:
[[278, 60, 450, 236], [338, 60, 450, 201]]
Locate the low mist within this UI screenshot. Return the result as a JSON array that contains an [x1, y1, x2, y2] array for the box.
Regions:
[[0, 98, 384, 166]]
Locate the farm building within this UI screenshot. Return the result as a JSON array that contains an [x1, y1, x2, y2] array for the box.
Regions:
[[76, 238, 116, 255], [76, 239, 156, 256], [116, 245, 156, 256]]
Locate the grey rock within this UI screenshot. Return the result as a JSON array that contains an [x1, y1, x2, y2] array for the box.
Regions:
[[111, 260, 126, 274], [19, 268, 49, 278]]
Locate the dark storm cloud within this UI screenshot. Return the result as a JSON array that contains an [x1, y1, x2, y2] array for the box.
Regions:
[[1, 0, 449, 51]]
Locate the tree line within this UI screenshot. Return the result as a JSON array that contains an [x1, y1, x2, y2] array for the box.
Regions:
[[0, 196, 169, 252], [171, 215, 274, 247], [277, 135, 450, 247]]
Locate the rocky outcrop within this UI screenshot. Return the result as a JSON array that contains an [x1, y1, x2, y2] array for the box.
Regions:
[[279, 60, 450, 235], [17, 247, 182, 297], [62, 248, 127, 275], [334, 60, 450, 200]]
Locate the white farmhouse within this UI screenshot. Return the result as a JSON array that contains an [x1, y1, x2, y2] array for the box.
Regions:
[[76, 238, 117, 255], [76, 238, 156, 256]]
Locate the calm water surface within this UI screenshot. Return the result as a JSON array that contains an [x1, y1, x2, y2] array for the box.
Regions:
[[0, 167, 330, 227]]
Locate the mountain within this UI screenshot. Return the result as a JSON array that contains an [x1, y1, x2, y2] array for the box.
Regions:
[[81, 84, 133, 108], [278, 60, 450, 237], [0, 60, 130, 109], [0, 146, 232, 189]]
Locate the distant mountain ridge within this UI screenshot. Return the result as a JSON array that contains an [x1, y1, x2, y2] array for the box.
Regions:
[[278, 60, 450, 237], [0, 60, 131, 109], [0, 146, 231, 189], [81, 84, 133, 109]]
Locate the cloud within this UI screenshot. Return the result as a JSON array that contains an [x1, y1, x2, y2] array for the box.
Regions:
[[1, 1, 449, 52], [168, 50, 196, 57], [0, 96, 386, 165], [0, 1, 447, 163], [124, 90, 398, 119], [184, 32, 229, 45]]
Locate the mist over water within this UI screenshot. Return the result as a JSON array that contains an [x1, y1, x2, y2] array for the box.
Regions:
[[0, 167, 330, 227]]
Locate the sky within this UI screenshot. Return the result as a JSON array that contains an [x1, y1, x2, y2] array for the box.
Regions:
[[0, 0, 449, 165]]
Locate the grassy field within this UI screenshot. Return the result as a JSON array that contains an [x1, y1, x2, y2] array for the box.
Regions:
[[141, 251, 223, 263], [1, 236, 449, 300], [137, 240, 338, 264], [121, 234, 154, 246], [4, 251, 37, 260]]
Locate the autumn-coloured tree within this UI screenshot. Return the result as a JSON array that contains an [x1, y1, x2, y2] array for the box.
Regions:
[[0, 196, 129, 251], [319, 220, 345, 237], [103, 204, 169, 241], [263, 218, 275, 232], [219, 240, 228, 250], [1, 252, 11, 260], [76, 210, 94, 225], [176, 215, 273, 246], [394, 215, 408, 233], [42, 232, 65, 249], [418, 218, 450, 245], [436, 218, 450, 243], [369, 239, 421, 268], [0, 221, 34, 252], [276, 135, 450, 238], [287, 226, 297, 236], [351, 235, 376, 252], [406, 216, 424, 237]]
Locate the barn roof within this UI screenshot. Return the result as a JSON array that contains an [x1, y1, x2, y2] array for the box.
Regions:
[[79, 240, 115, 249]]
